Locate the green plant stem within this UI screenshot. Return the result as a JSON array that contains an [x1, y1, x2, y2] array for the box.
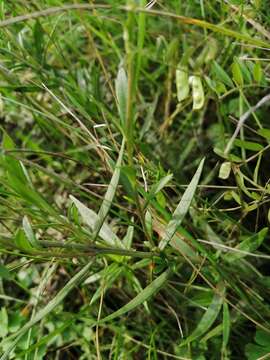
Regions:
[[38, 240, 159, 258]]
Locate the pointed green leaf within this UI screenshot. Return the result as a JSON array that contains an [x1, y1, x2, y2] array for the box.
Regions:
[[116, 67, 128, 125], [14, 229, 33, 252], [145, 174, 173, 208], [22, 216, 40, 249], [70, 195, 122, 248], [234, 139, 263, 151], [123, 222, 134, 249], [258, 128, 270, 139], [92, 139, 125, 240], [232, 60, 243, 86], [145, 210, 153, 239], [2, 132, 28, 185], [224, 228, 268, 263], [159, 158, 205, 251], [100, 269, 170, 323], [150, 174, 173, 197], [180, 284, 225, 346], [212, 61, 234, 88]]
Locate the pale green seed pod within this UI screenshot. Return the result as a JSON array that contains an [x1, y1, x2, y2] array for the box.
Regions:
[[219, 162, 231, 179], [190, 75, 205, 110], [176, 66, 189, 102]]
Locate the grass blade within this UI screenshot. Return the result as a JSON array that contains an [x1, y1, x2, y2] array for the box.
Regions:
[[159, 158, 205, 251]]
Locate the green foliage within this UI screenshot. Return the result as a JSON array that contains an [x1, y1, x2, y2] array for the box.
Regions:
[[246, 329, 270, 360], [0, 1, 270, 359]]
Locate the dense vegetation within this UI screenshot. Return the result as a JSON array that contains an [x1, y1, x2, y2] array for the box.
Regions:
[[1, 1, 270, 359]]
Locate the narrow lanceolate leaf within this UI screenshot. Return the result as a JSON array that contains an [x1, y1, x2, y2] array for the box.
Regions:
[[224, 228, 268, 263], [150, 174, 173, 197], [212, 61, 234, 88], [92, 139, 125, 240], [0, 260, 94, 360], [180, 283, 225, 346], [14, 229, 33, 252], [116, 67, 128, 126], [22, 216, 40, 249], [145, 174, 173, 208], [100, 268, 170, 324], [123, 222, 134, 249], [159, 158, 205, 251], [152, 215, 199, 261], [90, 265, 123, 305], [222, 303, 230, 351], [70, 195, 121, 247], [232, 59, 243, 86], [258, 128, 270, 139], [234, 139, 263, 152]]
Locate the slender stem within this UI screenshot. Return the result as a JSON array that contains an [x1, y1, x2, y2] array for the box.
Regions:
[[123, 7, 155, 248], [38, 240, 158, 258], [224, 93, 270, 155]]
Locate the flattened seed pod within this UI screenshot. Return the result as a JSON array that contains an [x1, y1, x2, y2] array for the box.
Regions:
[[190, 75, 205, 110], [176, 66, 189, 102]]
